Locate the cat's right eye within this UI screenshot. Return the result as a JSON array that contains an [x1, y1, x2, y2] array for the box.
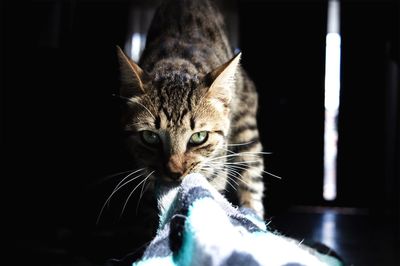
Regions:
[[189, 131, 209, 146], [140, 130, 160, 146]]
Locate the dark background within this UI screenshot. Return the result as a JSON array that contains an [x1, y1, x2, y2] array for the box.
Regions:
[[4, 0, 399, 265]]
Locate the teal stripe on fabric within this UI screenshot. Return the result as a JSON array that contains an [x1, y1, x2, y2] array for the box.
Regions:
[[173, 208, 195, 266]]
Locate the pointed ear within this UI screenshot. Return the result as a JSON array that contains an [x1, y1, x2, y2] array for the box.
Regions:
[[205, 52, 241, 106], [116, 45, 145, 98]]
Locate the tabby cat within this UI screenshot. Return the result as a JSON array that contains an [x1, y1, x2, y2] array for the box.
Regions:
[[116, 0, 265, 218]]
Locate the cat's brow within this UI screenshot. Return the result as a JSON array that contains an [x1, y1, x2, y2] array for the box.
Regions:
[[132, 121, 155, 129]]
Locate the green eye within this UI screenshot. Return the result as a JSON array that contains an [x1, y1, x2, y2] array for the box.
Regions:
[[141, 130, 160, 146], [189, 131, 208, 145]]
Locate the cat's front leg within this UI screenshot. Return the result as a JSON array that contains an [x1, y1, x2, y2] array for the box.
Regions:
[[234, 144, 265, 218], [227, 132, 265, 218]]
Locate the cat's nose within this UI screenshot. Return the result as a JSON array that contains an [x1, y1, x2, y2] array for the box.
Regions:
[[165, 155, 184, 180]]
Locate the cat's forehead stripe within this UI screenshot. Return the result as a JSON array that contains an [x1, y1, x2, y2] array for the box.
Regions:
[[154, 115, 161, 129], [151, 71, 200, 128], [160, 109, 190, 128], [190, 117, 195, 130]]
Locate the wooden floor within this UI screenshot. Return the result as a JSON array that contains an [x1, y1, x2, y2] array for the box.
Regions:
[[269, 207, 400, 266]]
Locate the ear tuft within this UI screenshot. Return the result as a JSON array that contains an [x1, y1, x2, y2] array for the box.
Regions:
[[116, 45, 145, 98], [205, 52, 241, 106]]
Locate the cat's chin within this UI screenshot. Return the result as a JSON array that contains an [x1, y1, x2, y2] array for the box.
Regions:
[[157, 177, 182, 187]]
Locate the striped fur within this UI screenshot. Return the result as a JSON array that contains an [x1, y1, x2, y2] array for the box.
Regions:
[[118, 0, 265, 217]]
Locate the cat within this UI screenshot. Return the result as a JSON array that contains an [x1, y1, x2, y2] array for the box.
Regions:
[[116, 0, 265, 218]]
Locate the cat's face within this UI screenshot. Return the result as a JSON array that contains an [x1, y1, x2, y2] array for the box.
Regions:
[[117, 47, 240, 185], [123, 93, 228, 184]]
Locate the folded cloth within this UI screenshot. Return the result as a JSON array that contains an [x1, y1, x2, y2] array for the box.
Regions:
[[132, 173, 343, 266]]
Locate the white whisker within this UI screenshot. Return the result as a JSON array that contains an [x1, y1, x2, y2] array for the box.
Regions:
[[213, 167, 233, 192], [96, 172, 146, 224], [198, 163, 230, 192], [208, 160, 260, 166], [214, 146, 236, 154], [211, 161, 282, 180], [129, 99, 156, 120], [227, 140, 256, 147], [107, 169, 147, 209], [113, 168, 146, 193], [204, 162, 255, 176], [226, 167, 251, 187], [136, 177, 151, 214], [92, 168, 145, 186], [120, 171, 155, 217], [204, 151, 271, 163], [225, 173, 240, 187], [224, 176, 237, 191], [224, 164, 251, 173], [262, 170, 282, 179], [202, 163, 241, 188]]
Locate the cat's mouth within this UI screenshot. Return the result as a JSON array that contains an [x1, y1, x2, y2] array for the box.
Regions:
[[155, 176, 182, 189], [149, 167, 184, 184], [152, 163, 201, 184], [157, 169, 188, 184], [160, 171, 196, 185], [161, 174, 185, 184]]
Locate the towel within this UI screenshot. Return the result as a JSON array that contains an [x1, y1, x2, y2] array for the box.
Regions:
[[132, 173, 343, 266]]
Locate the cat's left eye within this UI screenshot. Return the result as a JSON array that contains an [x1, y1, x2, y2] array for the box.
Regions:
[[189, 131, 208, 145], [140, 130, 160, 146]]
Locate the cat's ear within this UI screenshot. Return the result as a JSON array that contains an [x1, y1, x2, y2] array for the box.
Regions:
[[205, 52, 241, 106], [116, 45, 145, 98]]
